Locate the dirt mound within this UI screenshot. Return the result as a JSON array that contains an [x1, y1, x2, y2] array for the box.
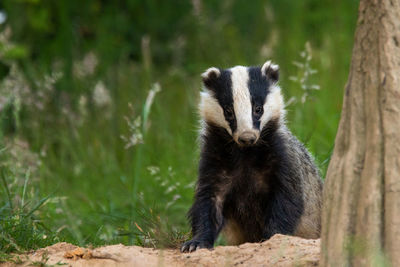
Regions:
[[2, 234, 320, 267]]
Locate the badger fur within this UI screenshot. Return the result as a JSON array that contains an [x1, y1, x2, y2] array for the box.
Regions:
[[181, 61, 323, 253]]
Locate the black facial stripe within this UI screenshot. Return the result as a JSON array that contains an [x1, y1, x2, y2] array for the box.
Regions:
[[207, 70, 237, 133], [248, 67, 270, 129]]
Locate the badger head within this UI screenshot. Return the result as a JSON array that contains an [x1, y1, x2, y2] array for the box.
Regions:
[[199, 61, 285, 146]]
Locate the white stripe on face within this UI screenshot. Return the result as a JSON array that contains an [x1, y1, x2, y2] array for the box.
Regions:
[[230, 66, 254, 138], [260, 84, 285, 130], [199, 91, 232, 135]]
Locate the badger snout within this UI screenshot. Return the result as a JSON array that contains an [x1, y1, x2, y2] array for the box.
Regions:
[[237, 131, 258, 146]]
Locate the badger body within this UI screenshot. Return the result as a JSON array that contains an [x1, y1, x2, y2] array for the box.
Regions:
[[181, 61, 323, 252]]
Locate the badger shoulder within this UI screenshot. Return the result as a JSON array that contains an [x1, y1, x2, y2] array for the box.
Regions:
[[277, 126, 323, 238]]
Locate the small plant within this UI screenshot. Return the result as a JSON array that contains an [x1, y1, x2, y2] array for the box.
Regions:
[[147, 166, 182, 210], [120, 113, 144, 148], [120, 82, 162, 216], [126, 165, 191, 249], [288, 42, 320, 106], [0, 141, 62, 254], [132, 207, 189, 249], [120, 82, 161, 149]]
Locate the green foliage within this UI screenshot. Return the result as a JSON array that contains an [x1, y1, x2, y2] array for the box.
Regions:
[[0, 0, 359, 255], [0, 142, 64, 253]]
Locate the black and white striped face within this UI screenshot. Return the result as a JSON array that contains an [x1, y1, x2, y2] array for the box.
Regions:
[[199, 61, 284, 146]]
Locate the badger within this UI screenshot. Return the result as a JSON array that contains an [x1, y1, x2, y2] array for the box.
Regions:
[[181, 61, 323, 253]]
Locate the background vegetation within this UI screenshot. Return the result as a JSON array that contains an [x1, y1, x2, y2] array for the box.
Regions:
[[0, 0, 358, 254]]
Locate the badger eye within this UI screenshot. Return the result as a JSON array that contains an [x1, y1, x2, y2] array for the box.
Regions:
[[254, 105, 263, 115], [224, 106, 234, 119]]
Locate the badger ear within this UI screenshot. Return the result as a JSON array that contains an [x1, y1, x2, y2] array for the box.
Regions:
[[201, 67, 221, 88], [261, 60, 279, 83]]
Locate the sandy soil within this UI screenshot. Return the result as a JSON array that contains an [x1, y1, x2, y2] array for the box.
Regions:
[[1, 234, 320, 267]]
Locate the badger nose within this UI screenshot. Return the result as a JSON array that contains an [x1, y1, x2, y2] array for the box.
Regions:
[[238, 131, 257, 145]]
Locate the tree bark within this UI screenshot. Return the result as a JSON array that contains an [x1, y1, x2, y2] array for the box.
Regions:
[[321, 0, 400, 266]]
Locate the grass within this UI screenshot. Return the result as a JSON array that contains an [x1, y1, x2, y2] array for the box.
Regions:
[[0, 0, 359, 257], [0, 142, 62, 255]]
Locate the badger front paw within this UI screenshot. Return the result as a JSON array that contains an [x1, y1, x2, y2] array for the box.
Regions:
[[180, 239, 213, 253]]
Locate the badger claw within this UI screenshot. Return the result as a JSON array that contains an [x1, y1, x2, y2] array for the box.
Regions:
[[181, 240, 212, 253]]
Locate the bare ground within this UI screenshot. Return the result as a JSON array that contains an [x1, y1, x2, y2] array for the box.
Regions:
[[1, 234, 320, 267]]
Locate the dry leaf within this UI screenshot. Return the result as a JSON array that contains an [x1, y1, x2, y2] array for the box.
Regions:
[[64, 247, 93, 260]]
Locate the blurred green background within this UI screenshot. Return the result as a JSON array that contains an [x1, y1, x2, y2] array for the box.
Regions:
[[0, 0, 358, 253]]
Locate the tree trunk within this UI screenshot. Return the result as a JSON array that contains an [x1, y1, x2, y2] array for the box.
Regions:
[[321, 0, 400, 266]]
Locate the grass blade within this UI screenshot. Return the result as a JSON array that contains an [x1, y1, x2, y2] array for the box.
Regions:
[[1, 168, 13, 211], [21, 168, 30, 209], [25, 195, 51, 218]]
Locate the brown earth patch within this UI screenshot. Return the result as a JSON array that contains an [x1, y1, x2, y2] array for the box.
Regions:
[[1, 234, 320, 267]]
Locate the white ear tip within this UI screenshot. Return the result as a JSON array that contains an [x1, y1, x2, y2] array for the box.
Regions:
[[201, 67, 221, 79], [261, 60, 279, 74]]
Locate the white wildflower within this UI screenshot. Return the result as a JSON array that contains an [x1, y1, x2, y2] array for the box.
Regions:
[[147, 166, 160, 175], [121, 84, 161, 149], [184, 181, 196, 189], [288, 42, 321, 105], [165, 185, 176, 194], [165, 194, 181, 209], [120, 116, 144, 148], [93, 81, 112, 107], [73, 52, 98, 78]]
